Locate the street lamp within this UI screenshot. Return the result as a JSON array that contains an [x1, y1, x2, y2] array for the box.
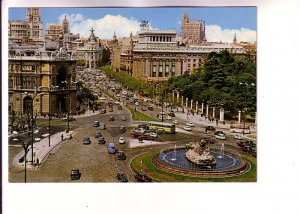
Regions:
[[22, 92, 43, 164], [62, 80, 77, 132], [13, 137, 30, 183]]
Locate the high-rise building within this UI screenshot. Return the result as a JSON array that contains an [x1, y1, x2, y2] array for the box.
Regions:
[[8, 20, 30, 45], [26, 8, 43, 45], [181, 12, 206, 45]]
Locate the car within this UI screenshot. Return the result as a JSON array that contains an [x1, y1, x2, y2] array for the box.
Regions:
[[108, 143, 117, 154], [109, 116, 115, 121], [149, 132, 158, 138], [147, 106, 154, 111], [65, 134, 72, 140], [141, 107, 147, 111], [122, 91, 127, 95], [83, 137, 91, 145], [134, 172, 152, 182], [117, 172, 128, 182], [118, 105, 123, 110], [173, 120, 179, 125], [108, 107, 113, 112], [70, 169, 80, 180], [99, 123, 106, 130], [120, 126, 126, 133], [183, 126, 192, 131], [119, 137, 125, 144], [116, 94, 120, 97], [166, 115, 172, 120], [62, 116, 76, 122], [121, 116, 127, 121], [237, 140, 256, 148], [98, 136, 106, 144], [95, 131, 102, 138], [117, 151, 126, 160], [93, 121, 100, 127], [134, 102, 139, 106], [168, 112, 175, 117], [206, 126, 216, 132], [215, 132, 226, 140], [138, 123, 148, 129], [234, 133, 244, 140], [186, 121, 194, 127], [101, 109, 106, 114]]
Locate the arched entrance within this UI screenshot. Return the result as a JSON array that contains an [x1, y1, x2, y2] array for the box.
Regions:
[[56, 95, 67, 113], [23, 96, 33, 114], [56, 67, 67, 88]]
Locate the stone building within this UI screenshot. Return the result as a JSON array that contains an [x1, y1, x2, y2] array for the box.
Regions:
[[181, 12, 206, 45], [8, 7, 43, 46], [8, 45, 78, 116], [72, 28, 102, 69]]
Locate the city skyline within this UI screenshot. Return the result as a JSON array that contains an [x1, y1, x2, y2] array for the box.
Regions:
[[9, 7, 256, 43]]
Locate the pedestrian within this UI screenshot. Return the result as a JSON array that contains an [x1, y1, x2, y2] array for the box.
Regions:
[[61, 134, 64, 141], [37, 158, 39, 165], [216, 118, 219, 126]]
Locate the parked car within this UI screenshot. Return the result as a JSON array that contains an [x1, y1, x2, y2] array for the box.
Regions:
[[121, 116, 127, 121], [234, 133, 244, 140], [183, 126, 192, 131], [134, 102, 139, 106], [134, 172, 152, 182], [149, 132, 158, 138], [147, 106, 154, 111], [98, 136, 106, 144], [99, 123, 106, 130], [120, 126, 126, 133], [117, 151, 126, 160], [173, 120, 179, 125], [65, 133, 72, 140], [101, 109, 106, 114], [83, 137, 91, 145], [168, 112, 175, 117], [108, 143, 117, 154], [119, 137, 125, 144], [215, 131, 226, 140], [93, 121, 100, 127], [117, 172, 128, 182], [95, 131, 102, 138], [70, 169, 80, 180], [166, 115, 172, 120], [186, 121, 194, 127], [206, 126, 216, 132], [62, 116, 76, 122], [109, 116, 115, 121]]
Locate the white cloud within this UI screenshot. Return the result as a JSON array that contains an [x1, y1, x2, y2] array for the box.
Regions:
[[206, 25, 256, 43], [60, 14, 143, 39]]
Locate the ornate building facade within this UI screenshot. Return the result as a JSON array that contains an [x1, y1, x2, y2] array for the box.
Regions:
[[8, 46, 78, 115]]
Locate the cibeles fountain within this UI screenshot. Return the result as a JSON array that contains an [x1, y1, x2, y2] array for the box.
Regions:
[[154, 138, 250, 177], [185, 140, 217, 167]]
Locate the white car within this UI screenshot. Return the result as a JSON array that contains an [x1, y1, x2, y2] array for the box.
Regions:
[[186, 121, 194, 127], [215, 133, 226, 140], [119, 137, 125, 144], [149, 132, 158, 138], [122, 91, 127, 95], [166, 115, 172, 120], [234, 133, 243, 140], [135, 102, 139, 106], [173, 120, 179, 125], [183, 126, 192, 131]]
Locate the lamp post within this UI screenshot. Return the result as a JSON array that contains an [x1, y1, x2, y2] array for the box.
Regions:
[[62, 81, 71, 132], [22, 92, 43, 163], [13, 138, 30, 183]]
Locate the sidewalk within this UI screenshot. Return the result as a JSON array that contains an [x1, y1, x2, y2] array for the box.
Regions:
[[13, 131, 76, 170]]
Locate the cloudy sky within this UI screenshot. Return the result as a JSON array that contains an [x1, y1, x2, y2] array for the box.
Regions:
[[9, 7, 256, 43]]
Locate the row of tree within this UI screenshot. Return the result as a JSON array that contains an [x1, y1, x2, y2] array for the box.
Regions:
[[166, 50, 256, 117]]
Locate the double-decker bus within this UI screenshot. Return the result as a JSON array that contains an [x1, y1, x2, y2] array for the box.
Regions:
[[148, 121, 176, 134]]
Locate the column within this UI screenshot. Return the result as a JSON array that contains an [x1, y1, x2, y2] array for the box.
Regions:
[[172, 92, 175, 102], [185, 98, 188, 108], [238, 110, 241, 123], [196, 101, 198, 113], [220, 108, 224, 122], [212, 107, 215, 118], [201, 103, 204, 114], [191, 99, 193, 109], [181, 96, 184, 107], [206, 104, 209, 117]]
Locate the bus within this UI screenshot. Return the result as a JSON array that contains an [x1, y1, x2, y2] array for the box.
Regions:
[[148, 121, 176, 134], [230, 124, 251, 134]]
